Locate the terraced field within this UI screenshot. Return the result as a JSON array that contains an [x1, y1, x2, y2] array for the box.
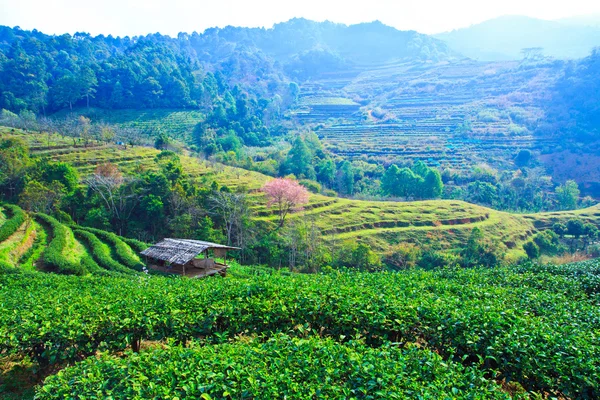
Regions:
[[291, 59, 562, 172], [7, 128, 598, 261], [0, 201, 145, 276]]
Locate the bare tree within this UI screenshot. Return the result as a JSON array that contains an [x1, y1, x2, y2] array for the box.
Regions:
[[84, 164, 141, 235], [208, 191, 249, 246]]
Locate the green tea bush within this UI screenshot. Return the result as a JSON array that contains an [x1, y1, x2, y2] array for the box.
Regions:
[[120, 236, 149, 252], [73, 229, 136, 275], [17, 221, 47, 270], [37, 335, 510, 400], [79, 226, 144, 270], [0, 204, 26, 242], [34, 213, 87, 275], [0, 264, 598, 397]]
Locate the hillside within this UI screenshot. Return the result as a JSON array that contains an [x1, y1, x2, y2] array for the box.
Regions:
[[290, 57, 566, 177], [3, 21, 600, 200], [0, 202, 146, 276], [434, 15, 600, 60], [5, 127, 600, 262]]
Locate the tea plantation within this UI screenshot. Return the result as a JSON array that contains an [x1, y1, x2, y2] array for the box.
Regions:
[[2, 260, 600, 398]]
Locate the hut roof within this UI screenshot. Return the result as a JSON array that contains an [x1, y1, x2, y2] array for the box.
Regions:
[[141, 238, 240, 265]]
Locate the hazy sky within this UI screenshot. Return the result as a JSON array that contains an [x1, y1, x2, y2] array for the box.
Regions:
[[1, 0, 600, 37]]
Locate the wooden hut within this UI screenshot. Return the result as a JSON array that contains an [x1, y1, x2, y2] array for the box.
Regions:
[[141, 238, 240, 278]]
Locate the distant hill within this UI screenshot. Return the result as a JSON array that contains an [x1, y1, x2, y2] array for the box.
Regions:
[[558, 14, 600, 28], [435, 15, 600, 60], [189, 19, 456, 79], [0, 19, 456, 114]]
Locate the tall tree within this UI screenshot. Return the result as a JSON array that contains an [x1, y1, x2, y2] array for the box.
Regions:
[[336, 161, 354, 196], [556, 180, 580, 210]]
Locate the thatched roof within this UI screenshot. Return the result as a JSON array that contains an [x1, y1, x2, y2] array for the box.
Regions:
[[140, 238, 240, 265]]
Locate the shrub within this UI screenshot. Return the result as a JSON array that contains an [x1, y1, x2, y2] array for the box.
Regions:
[[533, 230, 564, 255], [0, 204, 26, 242], [74, 229, 135, 275], [34, 213, 87, 275], [299, 179, 321, 194], [37, 336, 508, 399], [17, 221, 47, 270], [120, 237, 149, 252], [523, 241, 540, 259], [2, 265, 599, 397], [385, 243, 422, 270], [78, 226, 144, 271]]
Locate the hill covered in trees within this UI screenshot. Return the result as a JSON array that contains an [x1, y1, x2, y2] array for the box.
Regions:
[[0, 20, 452, 115]]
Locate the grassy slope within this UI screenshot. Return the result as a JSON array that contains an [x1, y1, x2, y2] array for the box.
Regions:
[[50, 107, 205, 141], [5, 128, 599, 260]]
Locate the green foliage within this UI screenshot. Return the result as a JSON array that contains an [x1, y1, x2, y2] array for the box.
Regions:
[[78, 226, 144, 271], [281, 136, 315, 179], [34, 213, 88, 275], [73, 229, 135, 275], [566, 219, 586, 238], [336, 161, 354, 195], [1, 264, 599, 396], [523, 241, 540, 259], [514, 149, 532, 167], [556, 180, 580, 210], [384, 243, 422, 270], [298, 179, 321, 194], [381, 162, 443, 199], [119, 237, 149, 253], [466, 181, 498, 206], [337, 242, 383, 272], [17, 221, 47, 270], [37, 335, 508, 399], [532, 230, 563, 255], [459, 228, 502, 268], [0, 204, 26, 242], [552, 222, 567, 238]]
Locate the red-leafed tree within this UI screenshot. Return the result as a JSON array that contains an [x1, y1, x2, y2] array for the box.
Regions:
[[261, 178, 310, 227]]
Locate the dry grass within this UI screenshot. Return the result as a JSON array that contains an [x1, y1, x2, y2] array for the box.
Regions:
[[542, 252, 592, 265]]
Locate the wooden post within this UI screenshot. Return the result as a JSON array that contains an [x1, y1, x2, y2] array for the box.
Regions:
[[183, 264, 186, 276]]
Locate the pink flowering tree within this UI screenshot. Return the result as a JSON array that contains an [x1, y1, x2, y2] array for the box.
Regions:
[[261, 178, 310, 227]]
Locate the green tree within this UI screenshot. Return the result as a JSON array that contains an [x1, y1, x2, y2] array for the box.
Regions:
[[411, 160, 429, 178], [460, 227, 502, 268], [523, 241, 540, 259], [336, 161, 354, 195], [467, 181, 498, 206], [315, 159, 336, 188], [19, 180, 65, 213], [381, 164, 400, 196], [423, 169, 443, 199], [556, 180, 580, 210], [566, 218, 586, 251], [284, 136, 315, 179], [0, 137, 31, 199], [552, 222, 567, 238], [79, 66, 98, 109], [52, 73, 82, 111], [39, 161, 79, 193]]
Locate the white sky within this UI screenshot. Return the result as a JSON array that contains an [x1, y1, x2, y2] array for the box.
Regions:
[[1, 0, 600, 37]]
